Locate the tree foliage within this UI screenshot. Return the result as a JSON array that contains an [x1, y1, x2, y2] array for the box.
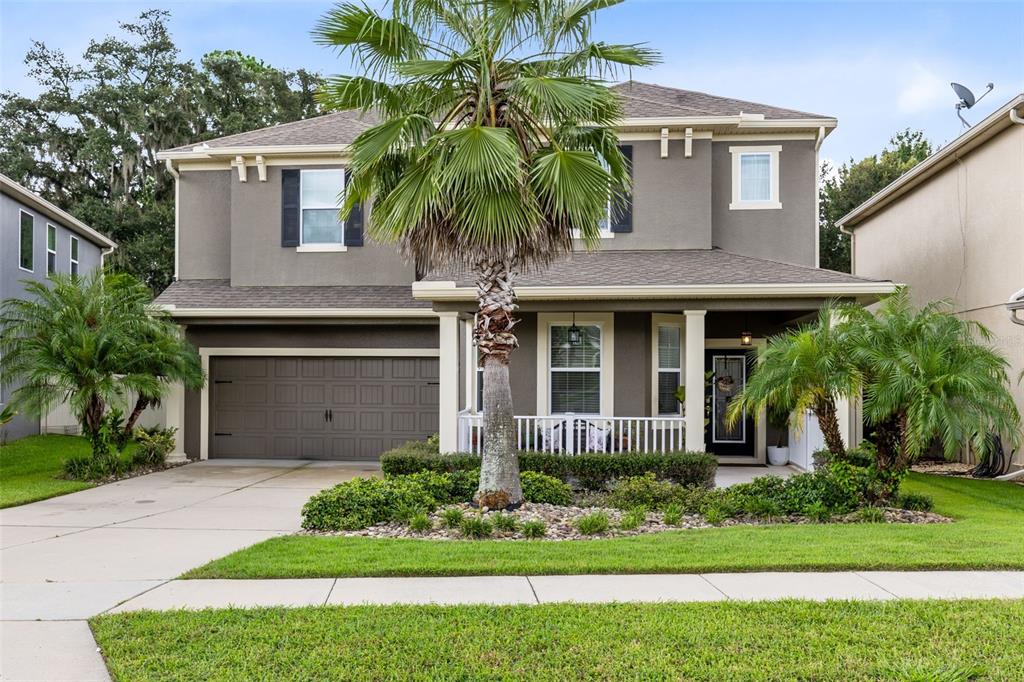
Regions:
[[0, 10, 323, 292], [819, 129, 933, 272]]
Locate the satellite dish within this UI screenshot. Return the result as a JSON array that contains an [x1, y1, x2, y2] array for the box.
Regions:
[[951, 82, 995, 127]]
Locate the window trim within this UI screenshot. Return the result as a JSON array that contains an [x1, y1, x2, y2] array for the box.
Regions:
[[18, 210, 34, 273], [46, 223, 57, 275], [536, 313, 614, 416], [729, 145, 782, 210], [651, 314, 684, 416], [70, 235, 80, 275], [298, 167, 347, 250]]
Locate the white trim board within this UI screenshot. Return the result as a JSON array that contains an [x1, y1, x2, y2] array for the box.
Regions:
[[729, 145, 782, 211], [159, 306, 438, 319], [197, 346, 440, 460]]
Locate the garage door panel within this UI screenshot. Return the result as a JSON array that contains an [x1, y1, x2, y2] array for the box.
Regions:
[[211, 356, 439, 460]]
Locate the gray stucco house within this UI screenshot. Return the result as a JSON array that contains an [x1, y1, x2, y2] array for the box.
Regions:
[[1, 173, 117, 441], [155, 81, 895, 465]]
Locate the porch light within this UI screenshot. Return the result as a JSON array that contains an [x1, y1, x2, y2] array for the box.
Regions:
[[568, 312, 583, 345], [740, 330, 753, 347]]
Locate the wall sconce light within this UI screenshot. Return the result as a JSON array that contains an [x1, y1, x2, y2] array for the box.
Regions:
[[740, 330, 753, 347]]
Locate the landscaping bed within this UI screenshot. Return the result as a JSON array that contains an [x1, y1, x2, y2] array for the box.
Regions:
[[92, 599, 1024, 681]]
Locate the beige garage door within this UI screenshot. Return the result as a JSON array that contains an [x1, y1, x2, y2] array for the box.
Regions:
[[210, 356, 439, 460]]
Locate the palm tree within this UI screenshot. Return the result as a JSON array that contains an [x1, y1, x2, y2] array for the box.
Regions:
[[313, 0, 658, 507], [846, 290, 1021, 473], [727, 305, 862, 457], [0, 271, 203, 460]]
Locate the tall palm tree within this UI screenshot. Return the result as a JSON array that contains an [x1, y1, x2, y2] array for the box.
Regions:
[[0, 271, 203, 459], [727, 305, 862, 457], [313, 0, 658, 507], [846, 290, 1021, 473]]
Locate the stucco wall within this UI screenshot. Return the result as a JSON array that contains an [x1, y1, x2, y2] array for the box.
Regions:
[[177, 170, 232, 280], [852, 123, 1024, 461], [1, 191, 105, 441], [711, 139, 817, 266], [229, 165, 415, 287]]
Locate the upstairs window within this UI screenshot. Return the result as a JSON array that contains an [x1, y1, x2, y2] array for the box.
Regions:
[[46, 224, 57, 275], [300, 169, 344, 245], [730, 145, 782, 210], [19, 211, 33, 272], [70, 236, 80, 276]]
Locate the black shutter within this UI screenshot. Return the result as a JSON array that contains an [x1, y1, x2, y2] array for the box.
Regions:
[[611, 144, 633, 233], [281, 169, 300, 247], [343, 169, 364, 247]]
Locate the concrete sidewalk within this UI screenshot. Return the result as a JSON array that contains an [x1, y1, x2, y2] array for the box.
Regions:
[[108, 571, 1024, 612]]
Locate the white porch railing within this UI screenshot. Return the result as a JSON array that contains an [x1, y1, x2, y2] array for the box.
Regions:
[[457, 410, 686, 455]]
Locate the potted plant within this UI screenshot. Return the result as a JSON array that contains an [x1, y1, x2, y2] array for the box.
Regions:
[[766, 408, 790, 466]]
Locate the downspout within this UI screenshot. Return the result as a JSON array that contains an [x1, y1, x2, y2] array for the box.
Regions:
[[165, 158, 180, 281], [814, 126, 825, 268]]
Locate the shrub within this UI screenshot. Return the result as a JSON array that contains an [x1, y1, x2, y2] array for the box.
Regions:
[[607, 473, 684, 510], [380, 443, 717, 491], [619, 507, 647, 531], [703, 505, 728, 524], [741, 496, 783, 519], [408, 513, 432, 532], [662, 504, 683, 526], [803, 501, 832, 523], [521, 519, 547, 539], [448, 469, 480, 502], [895, 492, 934, 512], [131, 427, 176, 469], [301, 476, 439, 531], [856, 507, 887, 524], [520, 471, 573, 505], [491, 512, 519, 532], [574, 511, 610, 535], [62, 452, 127, 481], [459, 515, 493, 538], [441, 507, 465, 528]]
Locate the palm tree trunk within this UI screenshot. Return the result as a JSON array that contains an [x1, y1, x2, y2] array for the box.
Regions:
[[123, 395, 151, 439], [473, 257, 523, 509], [814, 397, 847, 457]]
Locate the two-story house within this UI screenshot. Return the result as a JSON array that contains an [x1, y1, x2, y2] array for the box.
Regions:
[[154, 82, 895, 465], [1, 173, 117, 441]]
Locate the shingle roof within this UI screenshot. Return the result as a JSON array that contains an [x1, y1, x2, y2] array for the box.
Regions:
[[154, 279, 429, 309], [163, 110, 381, 152], [424, 249, 885, 287], [610, 81, 829, 120], [162, 83, 829, 153]]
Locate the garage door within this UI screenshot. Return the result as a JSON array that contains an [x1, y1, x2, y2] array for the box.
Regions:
[[210, 356, 439, 460]]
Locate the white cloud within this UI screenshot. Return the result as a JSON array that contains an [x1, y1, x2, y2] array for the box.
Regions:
[[896, 63, 948, 114]]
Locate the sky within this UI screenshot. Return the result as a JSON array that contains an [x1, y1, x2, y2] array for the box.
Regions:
[[1, 0, 1022, 168]]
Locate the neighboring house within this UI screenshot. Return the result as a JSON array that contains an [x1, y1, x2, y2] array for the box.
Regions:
[[0, 174, 117, 441], [839, 94, 1024, 466], [155, 81, 894, 465]]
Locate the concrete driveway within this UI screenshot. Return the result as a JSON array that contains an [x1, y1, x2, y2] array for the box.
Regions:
[[0, 459, 375, 681]]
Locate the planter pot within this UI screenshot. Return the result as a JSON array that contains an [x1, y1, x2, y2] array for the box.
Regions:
[[767, 446, 790, 466]]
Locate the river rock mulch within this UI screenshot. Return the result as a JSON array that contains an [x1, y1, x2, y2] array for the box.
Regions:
[[303, 502, 951, 542]]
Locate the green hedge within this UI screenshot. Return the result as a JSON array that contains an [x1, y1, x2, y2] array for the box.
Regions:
[[380, 443, 716, 491]]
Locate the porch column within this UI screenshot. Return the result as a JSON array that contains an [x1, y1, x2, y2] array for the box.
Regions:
[[438, 311, 460, 453], [164, 381, 187, 464], [684, 310, 706, 452]]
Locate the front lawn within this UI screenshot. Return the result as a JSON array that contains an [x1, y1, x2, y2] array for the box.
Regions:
[[92, 599, 1024, 681], [0, 434, 95, 508], [186, 473, 1024, 578]]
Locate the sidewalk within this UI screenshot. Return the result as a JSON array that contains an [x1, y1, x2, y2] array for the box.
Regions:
[[106, 570, 1024, 612]]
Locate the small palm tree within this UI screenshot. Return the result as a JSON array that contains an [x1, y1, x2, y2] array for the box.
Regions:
[[846, 290, 1021, 473], [727, 305, 862, 457], [314, 0, 658, 506], [0, 271, 203, 459]]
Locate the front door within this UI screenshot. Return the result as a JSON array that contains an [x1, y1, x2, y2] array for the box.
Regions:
[[704, 350, 755, 458]]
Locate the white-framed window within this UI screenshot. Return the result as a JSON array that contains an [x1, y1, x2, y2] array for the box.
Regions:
[[299, 168, 346, 251], [549, 323, 602, 414], [656, 325, 682, 415], [46, 224, 57, 275], [18, 210, 33, 272], [70, 236, 79, 276], [729, 145, 781, 210]]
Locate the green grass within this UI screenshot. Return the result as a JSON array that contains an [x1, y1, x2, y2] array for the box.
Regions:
[[91, 599, 1024, 681], [185, 474, 1024, 578], [0, 434, 96, 508]]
